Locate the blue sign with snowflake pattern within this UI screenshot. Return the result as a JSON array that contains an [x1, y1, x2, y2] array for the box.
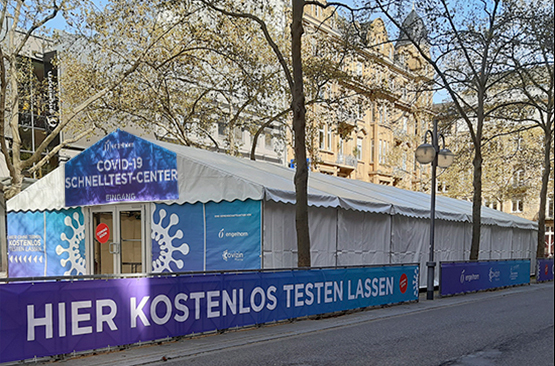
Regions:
[[45, 208, 86, 276], [151, 203, 205, 272], [7, 208, 86, 277], [65, 129, 179, 207], [0, 264, 419, 363]]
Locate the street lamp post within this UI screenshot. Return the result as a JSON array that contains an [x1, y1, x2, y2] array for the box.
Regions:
[[415, 119, 454, 300]]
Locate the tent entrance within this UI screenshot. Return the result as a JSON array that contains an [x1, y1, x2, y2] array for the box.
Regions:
[[91, 204, 145, 275]]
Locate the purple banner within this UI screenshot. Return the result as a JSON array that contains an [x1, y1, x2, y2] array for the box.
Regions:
[[0, 265, 419, 363], [440, 260, 530, 297], [536, 259, 554, 282], [65, 130, 178, 206]]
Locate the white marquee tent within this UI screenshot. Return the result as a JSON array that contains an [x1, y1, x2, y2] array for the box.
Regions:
[[8, 136, 538, 285]]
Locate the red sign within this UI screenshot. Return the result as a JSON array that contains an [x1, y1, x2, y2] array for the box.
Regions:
[[95, 223, 110, 244], [399, 273, 408, 294]]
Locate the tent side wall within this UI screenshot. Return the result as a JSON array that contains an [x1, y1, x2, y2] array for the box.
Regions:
[[337, 209, 391, 266], [262, 201, 338, 268], [263, 201, 538, 287]]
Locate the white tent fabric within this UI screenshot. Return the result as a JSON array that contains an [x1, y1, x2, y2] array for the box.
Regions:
[[337, 210, 391, 266], [7, 138, 539, 233], [7, 165, 66, 212], [6, 133, 538, 285]]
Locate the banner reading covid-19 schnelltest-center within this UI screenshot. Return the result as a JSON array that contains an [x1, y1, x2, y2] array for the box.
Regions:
[[0, 265, 419, 363]]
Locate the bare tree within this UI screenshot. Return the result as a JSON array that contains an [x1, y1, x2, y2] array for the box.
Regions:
[[1, 0, 186, 199], [363, 0, 524, 260], [196, 0, 365, 267], [504, 0, 554, 258]]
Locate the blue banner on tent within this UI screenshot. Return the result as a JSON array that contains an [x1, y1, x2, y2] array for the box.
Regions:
[[536, 259, 554, 282], [0, 265, 418, 363], [151, 203, 205, 272], [45, 209, 86, 276], [7, 209, 87, 278], [7, 212, 45, 277], [440, 260, 530, 296], [65, 130, 179, 206], [205, 200, 261, 271]]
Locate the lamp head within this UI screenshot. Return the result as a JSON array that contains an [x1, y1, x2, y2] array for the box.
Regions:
[[415, 143, 435, 164], [437, 148, 455, 168]]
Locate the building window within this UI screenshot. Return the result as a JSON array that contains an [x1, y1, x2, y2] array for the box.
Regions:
[[218, 123, 226, 136], [319, 125, 325, 150], [340, 138, 344, 156], [379, 140, 388, 164], [234, 127, 242, 142], [511, 199, 524, 213], [547, 196, 554, 219], [485, 200, 499, 210], [356, 62, 363, 76], [326, 125, 332, 150], [512, 169, 524, 187], [371, 139, 375, 163], [356, 137, 363, 160], [378, 105, 387, 125]]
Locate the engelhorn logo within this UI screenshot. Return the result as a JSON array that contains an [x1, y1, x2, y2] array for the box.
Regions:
[[222, 250, 244, 261], [460, 269, 479, 283], [218, 229, 249, 239]]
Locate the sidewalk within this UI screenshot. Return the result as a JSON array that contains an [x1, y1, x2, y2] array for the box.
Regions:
[[9, 282, 553, 366]]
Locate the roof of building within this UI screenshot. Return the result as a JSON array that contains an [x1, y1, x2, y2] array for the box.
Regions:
[[396, 9, 428, 48]]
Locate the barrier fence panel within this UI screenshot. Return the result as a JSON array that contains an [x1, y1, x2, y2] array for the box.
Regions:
[[440, 259, 530, 297], [0, 264, 418, 363], [536, 259, 554, 282]]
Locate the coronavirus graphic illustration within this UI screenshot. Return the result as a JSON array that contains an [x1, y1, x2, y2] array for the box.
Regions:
[[412, 267, 420, 298], [56, 212, 86, 275], [151, 208, 190, 273]]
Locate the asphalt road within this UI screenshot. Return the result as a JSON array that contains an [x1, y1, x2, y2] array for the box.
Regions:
[[154, 284, 554, 366]]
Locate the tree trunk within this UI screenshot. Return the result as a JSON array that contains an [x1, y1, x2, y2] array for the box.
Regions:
[[291, 0, 310, 268], [536, 125, 553, 258], [469, 145, 482, 260]]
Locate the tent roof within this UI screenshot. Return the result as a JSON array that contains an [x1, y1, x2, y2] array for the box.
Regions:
[[7, 131, 537, 230]]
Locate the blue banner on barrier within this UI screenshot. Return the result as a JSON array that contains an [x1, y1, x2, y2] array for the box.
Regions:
[[536, 259, 554, 282], [440, 260, 530, 296], [0, 265, 418, 363]]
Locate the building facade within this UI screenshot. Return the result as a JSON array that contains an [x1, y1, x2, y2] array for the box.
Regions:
[[302, 7, 434, 190]]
